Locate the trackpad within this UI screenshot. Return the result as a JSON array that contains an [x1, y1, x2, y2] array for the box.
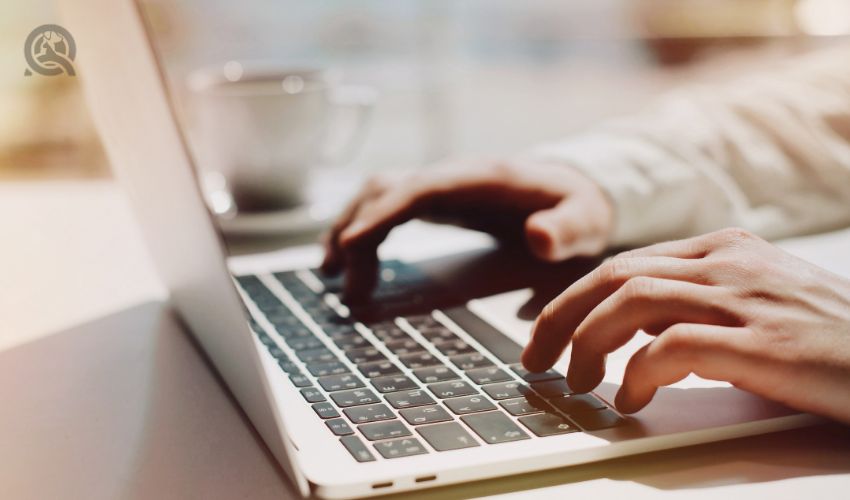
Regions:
[[471, 290, 804, 438]]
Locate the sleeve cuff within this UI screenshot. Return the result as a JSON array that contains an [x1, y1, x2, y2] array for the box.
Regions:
[[526, 133, 714, 247]]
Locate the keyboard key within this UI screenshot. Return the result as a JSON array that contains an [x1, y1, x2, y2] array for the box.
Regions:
[[306, 361, 348, 377], [399, 405, 453, 425], [296, 347, 337, 364], [330, 388, 381, 407], [277, 360, 300, 374], [265, 312, 296, 325], [405, 314, 439, 330], [416, 422, 479, 451], [384, 338, 424, 355], [268, 345, 286, 359], [385, 389, 436, 409], [317, 373, 365, 392], [461, 412, 530, 444], [344, 347, 386, 364], [510, 364, 563, 383], [465, 367, 513, 385], [358, 360, 402, 379], [450, 353, 493, 370], [300, 387, 326, 403], [373, 437, 428, 459], [443, 395, 497, 415], [412, 365, 459, 384], [419, 327, 458, 344], [371, 375, 418, 393], [326, 418, 354, 436], [434, 340, 476, 356], [441, 307, 522, 364], [570, 408, 626, 430], [332, 334, 371, 351], [256, 332, 275, 347], [518, 413, 578, 436], [499, 395, 550, 416], [285, 336, 324, 352], [276, 326, 313, 340], [481, 381, 527, 400], [550, 394, 607, 415], [530, 378, 574, 399], [325, 324, 360, 338], [398, 352, 441, 369], [428, 380, 477, 399], [290, 373, 312, 388], [340, 435, 376, 462], [343, 403, 395, 424], [359, 420, 411, 441], [312, 402, 340, 419], [370, 323, 409, 341]]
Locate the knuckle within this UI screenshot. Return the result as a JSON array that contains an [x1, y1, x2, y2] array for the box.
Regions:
[[596, 257, 634, 286], [713, 227, 760, 248], [657, 325, 698, 356], [619, 276, 660, 303]]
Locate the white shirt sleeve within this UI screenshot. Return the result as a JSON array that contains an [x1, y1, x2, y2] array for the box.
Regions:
[[527, 45, 850, 247]]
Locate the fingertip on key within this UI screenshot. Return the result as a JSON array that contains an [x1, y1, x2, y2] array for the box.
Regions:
[[520, 344, 553, 374], [614, 387, 647, 415]]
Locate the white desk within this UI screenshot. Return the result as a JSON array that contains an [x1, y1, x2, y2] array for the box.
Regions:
[[2, 181, 850, 499]]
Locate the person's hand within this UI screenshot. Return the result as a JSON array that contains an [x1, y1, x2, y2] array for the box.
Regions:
[[322, 158, 613, 300], [522, 228, 850, 424]]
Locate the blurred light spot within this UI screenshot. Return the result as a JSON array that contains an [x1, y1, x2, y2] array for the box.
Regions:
[[282, 75, 305, 94], [795, 0, 850, 35], [203, 172, 234, 215], [223, 61, 243, 82]]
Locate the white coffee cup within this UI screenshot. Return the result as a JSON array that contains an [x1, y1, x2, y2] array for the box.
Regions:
[[188, 63, 375, 213]]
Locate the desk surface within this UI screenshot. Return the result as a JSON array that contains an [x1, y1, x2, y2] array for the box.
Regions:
[[3, 181, 850, 499]]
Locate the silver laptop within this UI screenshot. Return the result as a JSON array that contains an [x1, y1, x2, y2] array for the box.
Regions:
[[62, 0, 822, 497]]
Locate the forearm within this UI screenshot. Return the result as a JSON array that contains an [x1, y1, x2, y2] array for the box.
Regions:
[[528, 45, 850, 247]]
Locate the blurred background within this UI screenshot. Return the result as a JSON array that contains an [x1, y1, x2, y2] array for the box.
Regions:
[[3, 0, 850, 191], [3, 0, 850, 348]]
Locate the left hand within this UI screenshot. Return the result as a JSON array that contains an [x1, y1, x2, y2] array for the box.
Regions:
[[521, 228, 850, 424]]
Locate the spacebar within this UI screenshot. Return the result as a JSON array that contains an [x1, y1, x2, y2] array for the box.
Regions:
[[440, 306, 522, 364]]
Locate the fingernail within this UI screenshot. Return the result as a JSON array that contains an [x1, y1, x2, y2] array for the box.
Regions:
[[341, 222, 366, 243]]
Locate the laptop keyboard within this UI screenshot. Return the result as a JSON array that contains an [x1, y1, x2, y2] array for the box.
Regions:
[[236, 261, 624, 463]]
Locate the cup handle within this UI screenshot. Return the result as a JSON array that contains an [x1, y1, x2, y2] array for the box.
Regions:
[[322, 84, 378, 166]]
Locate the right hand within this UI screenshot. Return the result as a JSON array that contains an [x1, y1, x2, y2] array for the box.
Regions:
[[321, 158, 614, 301]]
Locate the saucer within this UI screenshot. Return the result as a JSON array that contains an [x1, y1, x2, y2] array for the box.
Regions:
[[217, 202, 341, 237]]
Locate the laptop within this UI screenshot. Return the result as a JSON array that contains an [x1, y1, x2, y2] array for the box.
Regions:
[[61, 0, 822, 497]]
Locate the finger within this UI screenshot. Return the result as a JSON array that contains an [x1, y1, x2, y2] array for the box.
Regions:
[[321, 178, 390, 275], [342, 246, 380, 304], [322, 197, 369, 275], [336, 188, 425, 298], [524, 197, 607, 262], [522, 256, 710, 372], [615, 323, 754, 413], [566, 278, 740, 393], [615, 232, 722, 260]]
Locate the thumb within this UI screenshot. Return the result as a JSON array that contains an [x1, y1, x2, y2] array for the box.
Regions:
[[524, 198, 605, 262]]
